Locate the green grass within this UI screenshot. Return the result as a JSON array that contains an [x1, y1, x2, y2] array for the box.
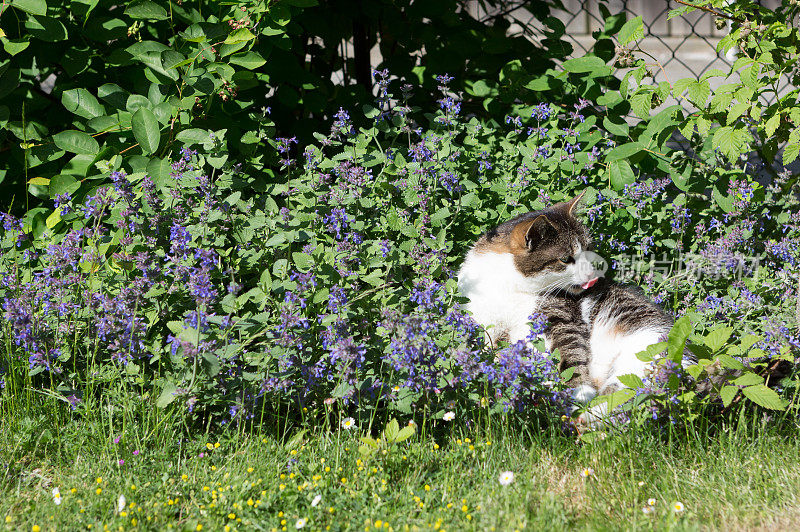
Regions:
[[2, 407, 799, 532]]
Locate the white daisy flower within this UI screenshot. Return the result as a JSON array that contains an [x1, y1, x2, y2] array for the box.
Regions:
[[52, 487, 62, 505], [443, 411, 455, 421], [341, 417, 356, 430], [117, 494, 127, 513], [311, 494, 322, 507], [642, 506, 654, 515], [673, 501, 685, 513], [647, 498, 656, 506], [295, 517, 308, 529], [498, 471, 515, 486], [580, 467, 594, 478]]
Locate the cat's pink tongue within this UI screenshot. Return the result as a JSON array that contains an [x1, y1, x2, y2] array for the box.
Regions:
[[581, 278, 599, 290]]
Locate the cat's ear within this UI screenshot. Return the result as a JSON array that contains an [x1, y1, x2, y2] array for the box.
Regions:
[[512, 215, 556, 251], [564, 190, 586, 217]]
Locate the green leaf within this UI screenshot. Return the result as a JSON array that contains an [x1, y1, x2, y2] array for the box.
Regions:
[[713, 126, 750, 161], [687, 80, 710, 107], [2, 37, 30, 56], [667, 316, 692, 363], [606, 142, 643, 162], [603, 116, 629, 136], [292, 252, 313, 270], [741, 384, 787, 410], [176, 128, 211, 145], [608, 159, 634, 190], [712, 185, 734, 213], [720, 385, 738, 407], [25, 15, 68, 41], [630, 92, 652, 119], [49, 174, 80, 197], [716, 354, 745, 370], [161, 50, 186, 71], [284, 430, 307, 451], [562, 56, 607, 73], [617, 373, 644, 388], [27, 177, 50, 186], [784, 143, 800, 165], [704, 326, 733, 352], [45, 208, 61, 229], [53, 130, 99, 155], [395, 425, 415, 443], [618, 15, 644, 45], [201, 352, 220, 377], [146, 156, 171, 189], [62, 88, 104, 119], [11, 0, 47, 16], [732, 372, 764, 386], [156, 381, 178, 408], [125, 1, 168, 20], [225, 28, 256, 45], [765, 113, 781, 137], [131, 107, 160, 155], [384, 419, 400, 441], [229, 51, 266, 69]]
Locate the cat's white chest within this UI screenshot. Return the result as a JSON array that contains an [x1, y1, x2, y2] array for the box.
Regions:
[[457, 250, 541, 344]]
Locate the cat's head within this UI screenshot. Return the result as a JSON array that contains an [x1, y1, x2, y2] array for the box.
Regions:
[[509, 192, 603, 294]]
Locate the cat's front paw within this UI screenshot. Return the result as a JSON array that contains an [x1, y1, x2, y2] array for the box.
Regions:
[[570, 384, 597, 408], [576, 402, 609, 431]]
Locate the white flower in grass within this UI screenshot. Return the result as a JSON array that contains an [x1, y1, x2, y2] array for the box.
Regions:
[[580, 467, 594, 478], [647, 498, 656, 506], [117, 494, 127, 513], [672, 501, 685, 513], [311, 494, 322, 507], [341, 417, 356, 430], [52, 487, 62, 505], [295, 517, 308, 529], [498, 471, 515, 486], [443, 411, 455, 421], [642, 506, 654, 515]]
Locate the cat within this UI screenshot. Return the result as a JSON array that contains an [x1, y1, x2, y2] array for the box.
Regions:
[[457, 192, 674, 422]]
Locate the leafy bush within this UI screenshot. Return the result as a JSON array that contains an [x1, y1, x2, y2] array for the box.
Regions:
[[0, 0, 562, 211], [1, 1, 799, 435]]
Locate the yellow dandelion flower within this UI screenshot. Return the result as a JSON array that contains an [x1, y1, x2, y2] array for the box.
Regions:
[[95, 488, 102, 495], [248, 467, 254, 473], [214, 442, 220, 448], [196, 525, 203, 531]]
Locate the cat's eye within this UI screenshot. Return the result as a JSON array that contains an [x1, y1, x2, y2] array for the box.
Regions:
[[559, 256, 575, 264]]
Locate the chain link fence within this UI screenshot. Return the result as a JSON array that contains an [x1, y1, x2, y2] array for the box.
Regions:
[[548, 0, 787, 107]]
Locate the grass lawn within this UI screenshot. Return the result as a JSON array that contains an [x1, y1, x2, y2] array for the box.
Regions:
[[2, 411, 799, 531]]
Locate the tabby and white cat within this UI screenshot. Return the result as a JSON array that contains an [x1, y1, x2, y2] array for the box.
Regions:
[[457, 193, 673, 420]]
